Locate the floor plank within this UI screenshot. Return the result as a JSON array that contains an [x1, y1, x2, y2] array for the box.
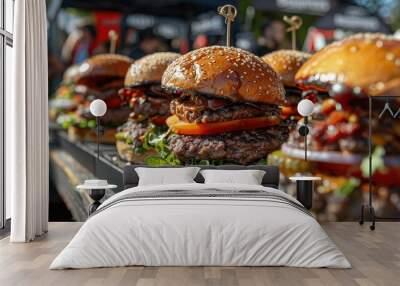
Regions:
[[0, 222, 399, 286]]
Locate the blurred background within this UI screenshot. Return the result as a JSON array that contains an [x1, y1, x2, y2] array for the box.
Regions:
[[47, 0, 400, 222], [48, 0, 400, 91]]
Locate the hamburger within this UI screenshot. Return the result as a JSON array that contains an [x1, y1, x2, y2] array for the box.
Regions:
[[63, 54, 133, 144], [286, 33, 400, 156], [280, 34, 400, 220], [115, 52, 181, 163], [262, 50, 311, 126], [50, 65, 81, 122], [161, 46, 289, 165]]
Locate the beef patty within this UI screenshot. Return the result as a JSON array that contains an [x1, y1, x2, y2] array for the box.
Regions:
[[116, 119, 150, 148], [170, 94, 280, 124], [130, 94, 171, 118], [284, 87, 302, 106], [80, 105, 131, 127], [168, 125, 289, 165], [122, 86, 172, 119]]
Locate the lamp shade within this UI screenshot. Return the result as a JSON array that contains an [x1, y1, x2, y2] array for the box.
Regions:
[[89, 99, 107, 117], [297, 99, 314, 117]]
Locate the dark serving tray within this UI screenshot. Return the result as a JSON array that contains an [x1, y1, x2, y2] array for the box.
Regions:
[[50, 129, 130, 193]]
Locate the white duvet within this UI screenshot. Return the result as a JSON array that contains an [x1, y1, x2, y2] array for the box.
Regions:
[[50, 183, 350, 269]]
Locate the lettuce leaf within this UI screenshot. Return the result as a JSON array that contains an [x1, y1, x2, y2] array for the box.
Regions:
[[57, 114, 76, 129], [142, 124, 181, 166], [57, 113, 96, 130], [185, 158, 224, 166], [335, 177, 360, 197], [142, 126, 226, 166], [360, 146, 386, 178]]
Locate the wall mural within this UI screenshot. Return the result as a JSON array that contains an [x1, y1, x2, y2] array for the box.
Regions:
[[49, 9, 400, 222]]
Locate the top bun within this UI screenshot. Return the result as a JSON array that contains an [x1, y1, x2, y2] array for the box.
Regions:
[[124, 52, 181, 87], [295, 33, 400, 96], [262, 50, 310, 87], [162, 46, 285, 105], [76, 54, 133, 86], [63, 65, 80, 84]]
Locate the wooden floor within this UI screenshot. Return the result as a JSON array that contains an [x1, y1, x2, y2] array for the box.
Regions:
[[0, 222, 399, 286]]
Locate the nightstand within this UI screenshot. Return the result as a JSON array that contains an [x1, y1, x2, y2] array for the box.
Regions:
[[77, 180, 117, 215], [289, 176, 321, 210]]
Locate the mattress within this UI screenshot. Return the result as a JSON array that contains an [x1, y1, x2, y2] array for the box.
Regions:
[[50, 183, 351, 269]]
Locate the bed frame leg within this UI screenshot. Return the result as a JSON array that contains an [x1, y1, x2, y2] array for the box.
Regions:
[[359, 204, 364, 225], [359, 204, 376, 231], [369, 207, 376, 231]]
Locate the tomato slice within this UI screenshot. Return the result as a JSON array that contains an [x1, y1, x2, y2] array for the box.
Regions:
[[105, 94, 123, 109], [166, 115, 281, 135], [320, 99, 337, 115], [281, 106, 298, 116], [150, 116, 167, 126], [326, 111, 349, 125], [118, 87, 146, 102]]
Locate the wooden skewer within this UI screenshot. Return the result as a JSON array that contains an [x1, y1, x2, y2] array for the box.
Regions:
[[218, 5, 237, 47], [283, 15, 303, 50], [108, 30, 118, 54]]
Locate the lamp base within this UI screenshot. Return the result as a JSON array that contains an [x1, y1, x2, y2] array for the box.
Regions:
[[88, 189, 106, 215], [296, 180, 313, 210], [298, 125, 309, 136]]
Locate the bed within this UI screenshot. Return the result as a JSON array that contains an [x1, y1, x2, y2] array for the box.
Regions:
[[50, 165, 350, 269]]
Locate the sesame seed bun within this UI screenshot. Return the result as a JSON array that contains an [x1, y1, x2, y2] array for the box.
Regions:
[[116, 140, 157, 164], [68, 126, 116, 144], [124, 52, 181, 87], [262, 50, 311, 88], [295, 33, 400, 96], [76, 54, 133, 86], [162, 46, 285, 105], [62, 65, 80, 84]]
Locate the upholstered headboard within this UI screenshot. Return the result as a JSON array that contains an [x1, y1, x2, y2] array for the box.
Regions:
[[123, 165, 280, 189]]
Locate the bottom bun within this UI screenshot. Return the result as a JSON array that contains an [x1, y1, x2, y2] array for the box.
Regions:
[[281, 144, 362, 165], [116, 140, 157, 164], [68, 126, 116, 144]]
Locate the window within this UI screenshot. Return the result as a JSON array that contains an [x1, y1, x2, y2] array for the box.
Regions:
[[0, 0, 14, 229], [5, 0, 13, 34]]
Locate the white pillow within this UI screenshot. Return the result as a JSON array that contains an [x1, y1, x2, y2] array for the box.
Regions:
[[135, 167, 200, 186], [200, 169, 266, 185]]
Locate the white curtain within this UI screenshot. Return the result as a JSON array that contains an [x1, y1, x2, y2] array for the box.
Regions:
[[8, 0, 49, 242]]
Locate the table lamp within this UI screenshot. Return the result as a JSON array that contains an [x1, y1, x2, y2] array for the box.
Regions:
[[76, 99, 114, 215], [290, 98, 319, 210], [297, 99, 315, 161], [89, 99, 107, 164]]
